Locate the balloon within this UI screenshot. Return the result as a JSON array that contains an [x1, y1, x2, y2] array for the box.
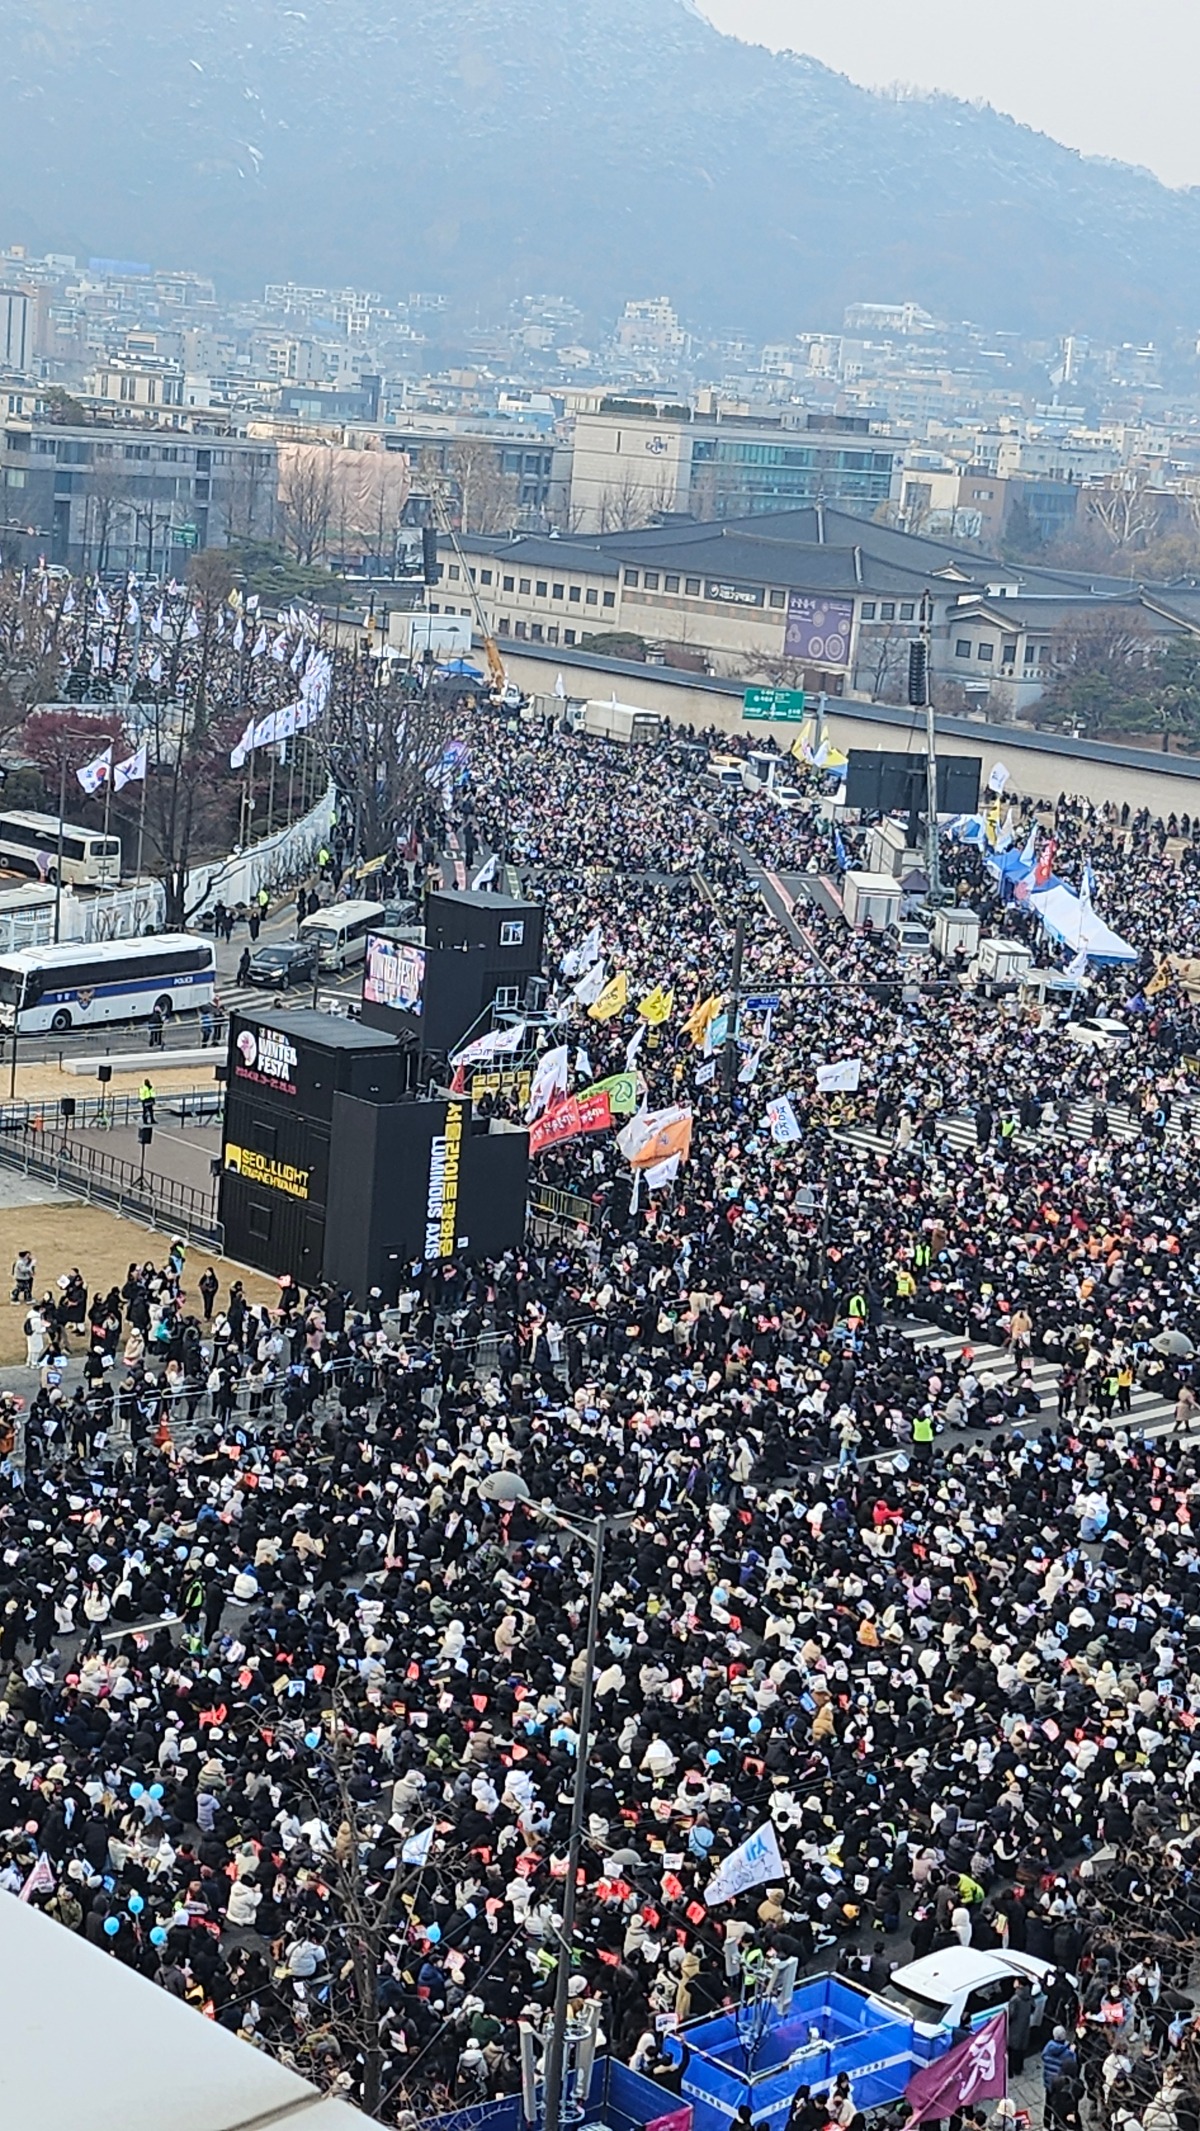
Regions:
[[128, 1892, 144, 1914], [150, 1927, 168, 1946], [103, 1916, 120, 1936], [129, 1783, 144, 1800], [304, 1731, 321, 1749], [425, 1922, 441, 1942], [148, 1785, 164, 1802], [748, 1715, 762, 1735]]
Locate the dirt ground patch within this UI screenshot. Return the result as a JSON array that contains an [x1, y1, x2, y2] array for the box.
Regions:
[[0, 1197, 278, 1366], [8, 1060, 220, 1104]]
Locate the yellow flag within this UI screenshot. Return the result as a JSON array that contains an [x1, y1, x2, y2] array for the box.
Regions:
[[588, 970, 629, 1022], [637, 984, 675, 1026], [681, 993, 722, 1048], [1145, 956, 1174, 999]]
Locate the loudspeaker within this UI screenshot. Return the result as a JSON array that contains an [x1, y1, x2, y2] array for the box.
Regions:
[[59, 1097, 76, 1122], [97, 1064, 112, 1084], [138, 1125, 153, 1147], [422, 526, 440, 586]]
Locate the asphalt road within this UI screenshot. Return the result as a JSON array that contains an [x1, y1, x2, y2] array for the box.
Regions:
[[5, 898, 363, 1067]]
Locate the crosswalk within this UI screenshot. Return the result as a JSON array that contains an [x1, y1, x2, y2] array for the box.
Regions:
[[895, 1316, 1184, 1442], [217, 984, 353, 1019], [834, 1095, 1195, 1165]]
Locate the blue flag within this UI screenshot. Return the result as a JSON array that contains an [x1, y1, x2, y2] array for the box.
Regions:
[[833, 828, 850, 874]]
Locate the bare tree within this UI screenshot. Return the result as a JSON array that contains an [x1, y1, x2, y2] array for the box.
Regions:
[[223, 448, 278, 544], [83, 458, 133, 576], [1086, 469, 1162, 553], [283, 1695, 440, 2119], [596, 471, 653, 533], [0, 570, 75, 742], [278, 443, 337, 564], [320, 653, 456, 863], [854, 622, 910, 702], [444, 439, 519, 535]]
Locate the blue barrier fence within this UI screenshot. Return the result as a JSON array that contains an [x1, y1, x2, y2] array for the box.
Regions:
[[664, 1977, 946, 2131]]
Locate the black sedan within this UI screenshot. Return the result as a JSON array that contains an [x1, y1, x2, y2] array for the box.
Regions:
[[245, 941, 319, 990]]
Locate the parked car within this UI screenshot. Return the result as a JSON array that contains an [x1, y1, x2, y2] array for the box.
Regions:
[[246, 941, 319, 990], [1063, 1014, 1132, 1051], [879, 1948, 1060, 2039]]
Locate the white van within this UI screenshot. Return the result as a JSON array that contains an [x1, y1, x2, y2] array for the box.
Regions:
[[300, 899, 386, 972]]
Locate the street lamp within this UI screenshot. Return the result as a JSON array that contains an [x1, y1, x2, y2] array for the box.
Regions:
[[478, 1472, 634, 2131]]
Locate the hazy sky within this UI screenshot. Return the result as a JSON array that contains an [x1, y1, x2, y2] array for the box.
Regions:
[[698, 0, 1200, 189]]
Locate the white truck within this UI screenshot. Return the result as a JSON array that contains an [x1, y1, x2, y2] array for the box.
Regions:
[[842, 870, 902, 931], [580, 699, 663, 745]]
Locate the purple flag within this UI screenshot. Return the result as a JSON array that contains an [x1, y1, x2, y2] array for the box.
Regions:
[[904, 2013, 1007, 2122]]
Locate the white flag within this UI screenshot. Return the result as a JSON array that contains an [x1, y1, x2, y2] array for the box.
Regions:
[[230, 718, 256, 770], [704, 1821, 787, 1907], [149, 654, 163, 685], [471, 853, 499, 891], [113, 742, 147, 790], [233, 619, 245, 651], [554, 672, 566, 701], [575, 1046, 593, 1083], [562, 922, 602, 980], [995, 807, 1014, 852], [450, 1023, 529, 1068], [94, 588, 112, 621], [271, 631, 288, 662], [624, 1022, 646, 1070], [987, 760, 1010, 795], [126, 595, 140, 630], [1065, 946, 1089, 985], [401, 1824, 435, 1867], [184, 611, 200, 641], [572, 961, 607, 1007], [76, 745, 112, 794], [644, 1154, 680, 1190], [150, 603, 164, 637], [816, 1057, 861, 1094], [251, 626, 268, 659], [765, 1094, 802, 1144], [526, 1043, 571, 1123]]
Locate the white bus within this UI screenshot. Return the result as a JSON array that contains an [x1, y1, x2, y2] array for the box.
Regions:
[[0, 811, 121, 886], [299, 899, 386, 972], [0, 934, 216, 1034]]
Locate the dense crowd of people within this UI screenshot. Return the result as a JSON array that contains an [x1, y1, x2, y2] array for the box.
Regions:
[[2, 715, 1200, 2127]]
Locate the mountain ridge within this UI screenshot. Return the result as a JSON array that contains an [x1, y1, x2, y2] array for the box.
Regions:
[[1, 0, 1198, 341]]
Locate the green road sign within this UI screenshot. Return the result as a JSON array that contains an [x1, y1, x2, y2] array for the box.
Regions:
[[742, 685, 808, 721], [175, 522, 199, 550]]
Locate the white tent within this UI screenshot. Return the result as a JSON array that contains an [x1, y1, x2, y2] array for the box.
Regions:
[[0, 1890, 367, 2131], [1026, 883, 1137, 964]]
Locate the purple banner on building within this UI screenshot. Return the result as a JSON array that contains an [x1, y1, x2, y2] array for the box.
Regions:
[[785, 593, 854, 665]]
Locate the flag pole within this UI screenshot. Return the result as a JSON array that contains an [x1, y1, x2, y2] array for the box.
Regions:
[[101, 758, 113, 890], [135, 768, 147, 885]]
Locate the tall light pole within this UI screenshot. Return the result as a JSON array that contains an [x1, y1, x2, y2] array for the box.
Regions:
[[479, 1473, 634, 2131]]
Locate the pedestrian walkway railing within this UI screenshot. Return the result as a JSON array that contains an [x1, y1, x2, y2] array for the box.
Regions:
[[528, 1183, 600, 1237], [0, 1089, 217, 1135], [0, 1116, 222, 1247]]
